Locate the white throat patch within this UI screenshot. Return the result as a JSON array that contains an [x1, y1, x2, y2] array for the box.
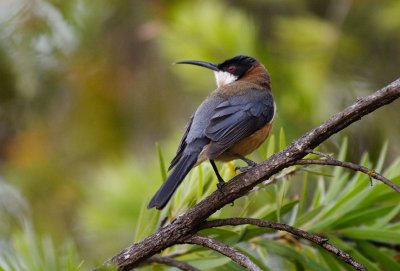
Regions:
[[214, 71, 238, 87]]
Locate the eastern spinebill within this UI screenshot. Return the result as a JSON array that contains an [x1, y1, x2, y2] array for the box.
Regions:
[[148, 55, 275, 210]]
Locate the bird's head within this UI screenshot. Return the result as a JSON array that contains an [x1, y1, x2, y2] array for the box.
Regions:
[[176, 55, 260, 88]]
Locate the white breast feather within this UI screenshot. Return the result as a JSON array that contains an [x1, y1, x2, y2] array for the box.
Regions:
[[213, 71, 238, 87]]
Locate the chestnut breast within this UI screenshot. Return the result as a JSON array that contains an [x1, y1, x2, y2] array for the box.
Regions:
[[216, 123, 273, 162]]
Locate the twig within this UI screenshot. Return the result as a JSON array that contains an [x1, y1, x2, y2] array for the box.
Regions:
[[199, 218, 366, 271], [181, 234, 261, 271], [292, 159, 400, 193], [143, 255, 200, 271], [98, 79, 400, 270], [306, 149, 334, 159], [252, 166, 298, 191]]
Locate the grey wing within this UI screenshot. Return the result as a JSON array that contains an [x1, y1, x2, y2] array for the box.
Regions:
[[169, 95, 224, 170], [205, 90, 274, 159], [168, 115, 194, 171]]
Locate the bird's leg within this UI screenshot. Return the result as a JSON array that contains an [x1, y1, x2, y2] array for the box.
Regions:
[[235, 154, 258, 172], [210, 160, 225, 192], [238, 154, 257, 167]]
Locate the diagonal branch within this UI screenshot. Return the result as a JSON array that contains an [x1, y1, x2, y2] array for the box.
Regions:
[[98, 79, 400, 271], [180, 234, 261, 271], [198, 218, 366, 271], [143, 255, 200, 271], [292, 158, 400, 192]]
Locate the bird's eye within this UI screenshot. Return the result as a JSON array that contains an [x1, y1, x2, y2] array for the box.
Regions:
[[227, 65, 236, 73]]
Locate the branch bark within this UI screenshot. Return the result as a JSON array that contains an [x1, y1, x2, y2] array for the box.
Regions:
[[99, 78, 400, 270], [292, 159, 400, 192], [143, 255, 200, 271], [199, 218, 366, 271], [181, 234, 261, 271]]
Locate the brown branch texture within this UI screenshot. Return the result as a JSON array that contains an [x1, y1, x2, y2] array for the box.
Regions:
[[143, 256, 200, 271], [182, 234, 262, 271], [293, 158, 400, 193], [199, 218, 367, 271]]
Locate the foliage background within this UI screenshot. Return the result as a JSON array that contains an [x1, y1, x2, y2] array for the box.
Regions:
[[0, 0, 399, 270]]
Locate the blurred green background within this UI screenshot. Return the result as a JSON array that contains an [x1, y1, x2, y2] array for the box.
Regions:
[[0, 0, 399, 269]]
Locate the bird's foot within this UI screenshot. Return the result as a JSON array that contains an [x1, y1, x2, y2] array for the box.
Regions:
[[320, 236, 329, 243], [235, 154, 257, 172], [216, 181, 225, 192], [235, 163, 257, 173]]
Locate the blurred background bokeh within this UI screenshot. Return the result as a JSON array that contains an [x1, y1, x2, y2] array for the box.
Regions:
[[0, 0, 399, 268]]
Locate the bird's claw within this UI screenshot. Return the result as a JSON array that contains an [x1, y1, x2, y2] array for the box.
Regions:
[[247, 160, 258, 167], [235, 164, 257, 172], [216, 182, 225, 192], [320, 237, 329, 243]]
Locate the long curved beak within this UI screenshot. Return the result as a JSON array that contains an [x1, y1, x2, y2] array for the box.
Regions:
[[175, 60, 219, 71]]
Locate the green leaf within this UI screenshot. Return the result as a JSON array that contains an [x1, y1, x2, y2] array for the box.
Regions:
[[310, 178, 325, 209], [301, 168, 334, 177], [155, 142, 167, 182], [356, 240, 400, 271], [338, 228, 400, 244], [197, 164, 204, 202], [134, 201, 160, 242], [325, 172, 349, 204], [298, 172, 309, 215], [317, 247, 347, 271], [330, 205, 399, 229], [375, 140, 389, 172], [383, 158, 400, 179], [261, 200, 299, 221], [327, 235, 380, 271], [258, 132, 275, 159], [198, 228, 242, 246], [294, 206, 325, 228], [387, 222, 400, 230], [236, 244, 271, 271], [0, 222, 82, 271], [325, 137, 348, 205], [218, 261, 254, 271], [275, 179, 291, 223], [274, 184, 281, 222], [266, 134, 276, 158], [359, 185, 399, 207], [376, 204, 400, 229], [308, 215, 342, 232], [256, 239, 329, 271], [375, 141, 388, 173], [279, 127, 287, 151], [239, 227, 275, 241], [317, 177, 373, 221], [187, 256, 231, 269]]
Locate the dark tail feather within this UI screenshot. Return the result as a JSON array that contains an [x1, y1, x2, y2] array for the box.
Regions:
[[147, 153, 198, 210]]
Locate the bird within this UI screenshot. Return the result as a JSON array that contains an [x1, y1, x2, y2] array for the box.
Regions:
[[148, 55, 275, 210]]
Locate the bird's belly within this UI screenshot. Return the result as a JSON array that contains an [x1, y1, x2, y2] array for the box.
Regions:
[[216, 123, 273, 162]]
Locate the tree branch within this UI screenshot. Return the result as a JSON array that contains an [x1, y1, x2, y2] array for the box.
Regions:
[[292, 158, 400, 193], [98, 79, 400, 271], [199, 218, 367, 271], [181, 234, 261, 271], [142, 255, 200, 271]]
